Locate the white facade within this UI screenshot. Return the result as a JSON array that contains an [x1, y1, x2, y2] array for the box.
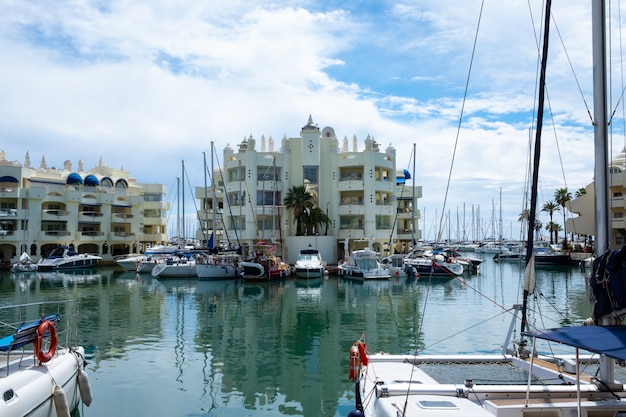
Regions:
[[195, 116, 422, 264], [0, 151, 170, 267], [566, 148, 626, 248]]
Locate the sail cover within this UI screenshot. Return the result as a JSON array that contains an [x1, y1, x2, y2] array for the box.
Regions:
[[523, 325, 626, 361]]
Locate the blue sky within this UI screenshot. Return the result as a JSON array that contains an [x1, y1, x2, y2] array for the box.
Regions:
[[0, 0, 620, 241]]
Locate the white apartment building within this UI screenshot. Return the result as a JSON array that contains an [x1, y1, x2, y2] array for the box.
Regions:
[[0, 151, 170, 268], [566, 147, 626, 249], [195, 116, 422, 265]]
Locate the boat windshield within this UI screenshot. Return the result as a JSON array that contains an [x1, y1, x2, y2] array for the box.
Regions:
[[356, 258, 379, 270]]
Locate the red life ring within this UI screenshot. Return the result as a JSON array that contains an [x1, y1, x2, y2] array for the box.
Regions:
[[348, 345, 359, 381], [34, 320, 58, 363]]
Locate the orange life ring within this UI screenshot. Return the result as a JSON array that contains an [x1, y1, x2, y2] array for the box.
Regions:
[[34, 320, 58, 363], [357, 340, 368, 366], [348, 344, 359, 381]]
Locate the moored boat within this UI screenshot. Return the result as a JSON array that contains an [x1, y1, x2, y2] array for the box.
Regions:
[[337, 248, 390, 280], [0, 300, 93, 416], [10, 251, 38, 272], [37, 245, 101, 271], [151, 255, 197, 278], [293, 248, 325, 279], [196, 252, 241, 280]]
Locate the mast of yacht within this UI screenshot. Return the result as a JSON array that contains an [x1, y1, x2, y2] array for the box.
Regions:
[[211, 142, 218, 250], [592, 0, 613, 385], [411, 143, 416, 250], [522, 0, 551, 337]]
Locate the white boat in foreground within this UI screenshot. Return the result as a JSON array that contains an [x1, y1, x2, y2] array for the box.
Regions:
[[347, 3, 626, 417], [0, 300, 93, 416], [37, 245, 101, 271]]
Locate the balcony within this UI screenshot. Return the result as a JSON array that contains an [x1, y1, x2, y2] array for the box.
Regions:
[[42, 209, 70, 220], [79, 231, 106, 241], [0, 208, 17, 218], [110, 231, 136, 241]]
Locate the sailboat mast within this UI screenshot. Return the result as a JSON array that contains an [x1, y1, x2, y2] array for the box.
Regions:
[[593, 0, 610, 255], [412, 143, 416, 249], [592, 0, 613, 384], [522, 0, 552, 335], [182, 160, 186, 243], [211, 142, 218, 250]]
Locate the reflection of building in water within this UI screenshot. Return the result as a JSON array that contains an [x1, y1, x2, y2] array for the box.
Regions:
[[196, 115, 422, 265]]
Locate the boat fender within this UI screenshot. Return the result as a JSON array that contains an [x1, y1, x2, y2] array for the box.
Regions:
[[348, 345, 359, 381], [53, 385, 71, 417], [78, 368, 93, 406], [34, 320, 58, 363]]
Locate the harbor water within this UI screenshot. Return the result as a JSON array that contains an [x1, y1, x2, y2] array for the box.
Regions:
[[0, 253, 593, 417]]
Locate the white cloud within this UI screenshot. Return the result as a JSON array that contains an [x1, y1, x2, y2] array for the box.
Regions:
[[0, 0, 619, 240]]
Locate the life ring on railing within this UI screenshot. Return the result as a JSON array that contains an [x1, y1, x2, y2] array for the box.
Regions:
[[357, 340, 368, 366], [348, 344, 359, 381], [34, 320, 58, 363]]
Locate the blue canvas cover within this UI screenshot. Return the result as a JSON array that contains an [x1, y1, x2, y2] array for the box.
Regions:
[[524, 325, 626, 361]]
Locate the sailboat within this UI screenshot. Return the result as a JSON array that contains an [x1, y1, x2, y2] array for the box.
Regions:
[[195, 142, 242, 281], [347, 1, 626, 416]]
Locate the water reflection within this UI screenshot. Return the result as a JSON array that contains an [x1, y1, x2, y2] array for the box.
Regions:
[[0, 256, 593, 417]]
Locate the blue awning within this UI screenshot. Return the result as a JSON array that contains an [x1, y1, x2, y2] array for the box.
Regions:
[[84, 175, 100, 186], [66, 173, 83, 185], [523, 326, 626, 361], [0, 176, 18, 183]]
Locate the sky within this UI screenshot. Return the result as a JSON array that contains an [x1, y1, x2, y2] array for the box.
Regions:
[[0, 0, 623, 242]]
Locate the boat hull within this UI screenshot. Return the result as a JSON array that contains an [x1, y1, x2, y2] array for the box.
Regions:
[[37, 257, 100, 271], [0, 347, 85, 417], [196, 264, 240, 280], [294, 267, 324, 279]]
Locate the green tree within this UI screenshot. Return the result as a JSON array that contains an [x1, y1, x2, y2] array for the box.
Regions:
[[554, 188, 572, 248], [304, 206, 331, 236], [575, 187, 587, 198], [541, 201, 560, 244], [283, 185, 314, 236]]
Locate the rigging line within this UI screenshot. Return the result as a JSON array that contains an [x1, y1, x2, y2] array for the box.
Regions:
[[213, 157, 241, 247], [550, 11, 594, 124], [436, 0, 485, 243], [611, 0, 626, 148], [418, 309, 513, 353]]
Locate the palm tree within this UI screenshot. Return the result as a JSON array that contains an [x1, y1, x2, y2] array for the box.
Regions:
[[545, 221, 560, 244], [305, 206, 331, 236], [554, 188, 572, 248], [541, 201, 560, 244], [283, 185, 314, 236]]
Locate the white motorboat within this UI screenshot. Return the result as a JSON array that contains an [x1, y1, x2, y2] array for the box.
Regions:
[[10, 251, 38, 272], [0, 300, 93, 416], [404, 249, 464, 278], [337, 248, 390, 280], [379, 254, 416, 278], [195, 252, 241, 280], [115, 244, 180, 271], [293, 248, 325, 279], [37, 245, 101, 271]]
